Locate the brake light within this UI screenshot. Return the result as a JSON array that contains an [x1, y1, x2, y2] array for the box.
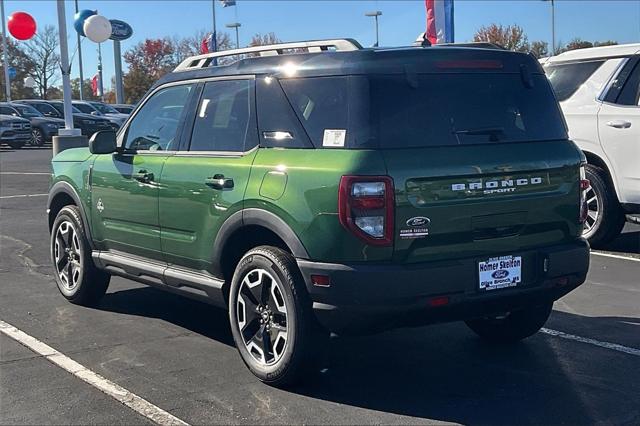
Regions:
[[338, 176, 394, 246], [579, 165, 589, 224]]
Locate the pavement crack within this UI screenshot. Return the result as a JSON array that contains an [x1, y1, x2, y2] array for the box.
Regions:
[[0, 234, 52, 278]]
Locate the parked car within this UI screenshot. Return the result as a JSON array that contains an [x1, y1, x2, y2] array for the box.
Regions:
[[17, 99, 112, 137], [543, 43, 640, 246], [71, 100, 127, 131], [0, 102, 64, 146], [0, 114, 31, 149], [112, 103, 135, 114], [48, 38, 590, 386]]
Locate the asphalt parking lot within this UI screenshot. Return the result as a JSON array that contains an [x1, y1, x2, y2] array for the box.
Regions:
[[1, 145, 639, 425]]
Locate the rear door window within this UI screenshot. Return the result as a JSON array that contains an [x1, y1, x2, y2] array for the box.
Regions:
[[189, 79, 257, 152], [545, 60, 605, 101]]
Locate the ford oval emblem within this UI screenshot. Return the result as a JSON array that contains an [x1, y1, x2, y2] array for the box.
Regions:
[[492, 270, 509, 279], [406, 216, 430, 227]]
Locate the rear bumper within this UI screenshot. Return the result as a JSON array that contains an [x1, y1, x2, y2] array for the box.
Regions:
[[297, 239, 590, 334]]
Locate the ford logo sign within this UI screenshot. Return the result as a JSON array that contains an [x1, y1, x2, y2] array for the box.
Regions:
[[492, 270, 509, 279], [109, 19, 133, 41], [406, 217, 430, 227]]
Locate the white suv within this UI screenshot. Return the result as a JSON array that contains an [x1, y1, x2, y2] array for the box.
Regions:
[[543, 44, 640, 247]]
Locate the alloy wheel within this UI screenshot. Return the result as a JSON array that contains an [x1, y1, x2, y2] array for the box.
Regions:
[[31, 128, 44, 146], [54, 221, 82, 291], [583, 185, 600, 237], [236, 269, 289, 366]]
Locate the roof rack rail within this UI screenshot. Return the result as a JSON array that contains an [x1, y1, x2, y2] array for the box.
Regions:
[[435, 42, 506, 50], [174, 38, 362, 72]]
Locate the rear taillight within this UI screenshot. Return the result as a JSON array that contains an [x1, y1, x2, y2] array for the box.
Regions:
[[579, 165, 590, 224], [338, 176, 394, 246]]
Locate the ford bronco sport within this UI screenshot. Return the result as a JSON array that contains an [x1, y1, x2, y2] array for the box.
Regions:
[[48, 39, 590, 386]]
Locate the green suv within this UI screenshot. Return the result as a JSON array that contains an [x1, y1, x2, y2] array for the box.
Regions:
[[47, 39, 590, 386]]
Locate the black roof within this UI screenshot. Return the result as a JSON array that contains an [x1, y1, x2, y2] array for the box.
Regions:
[[155, 45, 541, 90]]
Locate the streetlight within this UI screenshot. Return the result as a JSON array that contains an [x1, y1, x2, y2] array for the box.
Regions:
[[365, 11, 382, 47], [542, 0, 556, 55], [226, 22, 241, 49]]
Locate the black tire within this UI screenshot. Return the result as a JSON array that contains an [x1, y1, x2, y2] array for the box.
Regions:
[[465, 302, 553, 343], [50, 206, 110, 306], [7, 141, 24, 149], [31, 128, 45, 147], [228, 246, 327, 387], [583, 164, 625, 248]]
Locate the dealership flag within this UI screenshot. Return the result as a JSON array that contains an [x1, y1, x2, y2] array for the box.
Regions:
[[201, 32, 217, 54], [91, 74, 102, 97], [219, 0, 236, 7], [425, 0, 454, 44]]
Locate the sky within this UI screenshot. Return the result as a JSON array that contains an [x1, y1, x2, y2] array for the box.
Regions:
[[5, 0, 640, 91]]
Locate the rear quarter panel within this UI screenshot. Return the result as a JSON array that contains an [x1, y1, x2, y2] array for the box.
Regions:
[[245, 148, 391, 262]]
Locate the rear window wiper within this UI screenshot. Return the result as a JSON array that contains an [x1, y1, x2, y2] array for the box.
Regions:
[[453, 126, 505, 142]]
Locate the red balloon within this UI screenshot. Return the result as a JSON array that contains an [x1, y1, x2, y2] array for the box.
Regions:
[[8, 12, 37, 41]]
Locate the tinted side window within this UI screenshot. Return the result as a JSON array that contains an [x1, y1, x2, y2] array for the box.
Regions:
[[545, 60, 605, 101], [123, 84, 194, 151], [189, 80, 256, 152], [74, 103, 95, 114], [0, 106, 16, 115], [32, 103, 57, 116], [615, 62, 640, 106]]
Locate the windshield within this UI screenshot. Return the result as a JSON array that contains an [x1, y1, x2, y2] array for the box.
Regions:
[[51, 103, 82, 115], [74, 103, 99, 114], [281, 73, 567, 148], [91, 102, 119, 114], [13, 104, 43, 118]]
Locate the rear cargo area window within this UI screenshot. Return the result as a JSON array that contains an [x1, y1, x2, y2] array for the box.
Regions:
[[280, 72, 566, 149], [545, 60, 604, 101]]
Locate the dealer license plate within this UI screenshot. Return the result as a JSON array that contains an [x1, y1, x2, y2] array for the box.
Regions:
[[478, 255, 522, 291]]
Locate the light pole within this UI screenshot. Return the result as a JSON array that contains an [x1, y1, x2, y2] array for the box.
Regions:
[[226, 22, 241, 49], [1, 0, 11, 101], [543, 0, 556, 55], [365, 11, 382, 47], [74, 0, 84, 100]]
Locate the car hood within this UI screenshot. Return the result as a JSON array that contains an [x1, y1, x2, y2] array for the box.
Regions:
[[71, 112, 110, 122], [31, 116, 65, 126], [0, 114, 30, 123]]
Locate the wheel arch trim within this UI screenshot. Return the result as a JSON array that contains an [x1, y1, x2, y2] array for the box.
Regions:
[[212, 208, 310, 276], [47, 181, 96, 249]]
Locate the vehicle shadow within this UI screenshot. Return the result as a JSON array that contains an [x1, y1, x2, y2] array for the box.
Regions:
[[600, 224, 640, 254], [98, 286, 640, 425]]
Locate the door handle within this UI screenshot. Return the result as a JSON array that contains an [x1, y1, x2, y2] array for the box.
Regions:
[[205, 174, 234, 190], [606, 120, 632, 129], [133, 169, 154, 183]]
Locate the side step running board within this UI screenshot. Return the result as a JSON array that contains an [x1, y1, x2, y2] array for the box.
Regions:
[[92, 251, 226, 307]]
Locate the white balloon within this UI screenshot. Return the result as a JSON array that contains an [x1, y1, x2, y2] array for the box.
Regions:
[[83, 15, 112, 43], [23, 76, 36, 88]]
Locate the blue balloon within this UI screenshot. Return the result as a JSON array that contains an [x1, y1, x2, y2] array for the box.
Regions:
[[74, 9, 97, 36]]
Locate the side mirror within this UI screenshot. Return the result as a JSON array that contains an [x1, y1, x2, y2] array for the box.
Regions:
[[89, 130, 117, 154]]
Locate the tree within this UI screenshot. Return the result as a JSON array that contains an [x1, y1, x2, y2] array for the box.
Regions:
[[249, 32, 281, 47], [0, 35, 37, 100], [473, 24, 530, 52], [556, 38, 618, 54], [22, 25, 60, 99], [123, 38, 175, 103], [529, 40, 549, 59], [170, 31, 233, 64]]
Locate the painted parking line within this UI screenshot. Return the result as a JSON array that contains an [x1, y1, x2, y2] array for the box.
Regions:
[[0, 320, 190, 426], [0, 193, 48, 199], [591, 251, 640, 262], [0, 172, 50, 175], [541, 328, 640, 357]]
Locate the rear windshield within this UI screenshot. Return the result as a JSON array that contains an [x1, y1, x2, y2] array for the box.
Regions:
[[280, 73, 567, 148], [545, 60, 604, 101]]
